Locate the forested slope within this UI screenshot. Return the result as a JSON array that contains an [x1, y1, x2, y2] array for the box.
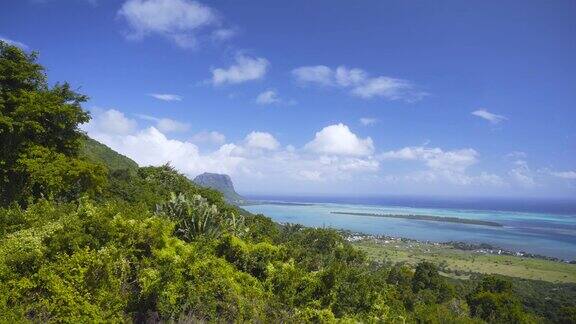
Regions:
[[80, 137, 138, 173]]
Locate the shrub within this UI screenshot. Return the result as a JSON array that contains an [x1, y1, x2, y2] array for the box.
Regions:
[[216, 235, 284, 279], [156, 193, 247, 241]]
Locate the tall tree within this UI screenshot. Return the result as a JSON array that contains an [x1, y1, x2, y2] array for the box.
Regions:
[[467, 275, 530, 323], [0, 41, 105, 206]]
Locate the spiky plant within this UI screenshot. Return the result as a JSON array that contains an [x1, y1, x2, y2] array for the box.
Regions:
[[156, 193, 247, 241]]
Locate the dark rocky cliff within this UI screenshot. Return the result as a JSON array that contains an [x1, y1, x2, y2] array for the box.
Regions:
[[193, 172, 245, 205]]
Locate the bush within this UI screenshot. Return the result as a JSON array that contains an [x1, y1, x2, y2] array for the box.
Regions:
[[217, 235, 284, 279], [468, 275, 532, 323], [156, 193, 248, 241]]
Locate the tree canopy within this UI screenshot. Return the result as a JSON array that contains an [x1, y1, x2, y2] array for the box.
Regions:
[[0, 41, 104, 206]]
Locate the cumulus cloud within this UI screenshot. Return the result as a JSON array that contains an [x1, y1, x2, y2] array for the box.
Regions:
[[255, 89, 294, 106], [244, 131, 279, 150], [472, 109, 507, 124], [118, 0, 227, 48], [148, 93, 182, 101], [334, 66, 367, 87], [211, 28, 237, 41], [550, 170, 576, 180], [84, 110, 242, 175], [136, 114, 190, 133], [255, 90, 280, 105], [83, 109, 138, 135], [305, 123, 374, 156], [190, 131, 226, 145], [508, 160, 536, 187], [0, 36, 28, 49], [83, 109, 381, 188], [240, 152, 379, 184], [83, 109, 516, 193], [380, 146, 478, 172], [211, 54, 269, 85], [379, 146, 503, 186], [292, 65, 334, 86], [156, 119, 190, 133], [360, 118, 378, 126], [292, 65, 425, 101], [117, 128, 241, 174]]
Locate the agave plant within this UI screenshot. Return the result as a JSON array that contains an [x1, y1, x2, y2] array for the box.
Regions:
[[223, 210, 250, 238], [156, 193, 247, 241]]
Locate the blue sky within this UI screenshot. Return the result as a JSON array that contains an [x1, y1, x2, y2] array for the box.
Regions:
[[1, 0, 575, 198]]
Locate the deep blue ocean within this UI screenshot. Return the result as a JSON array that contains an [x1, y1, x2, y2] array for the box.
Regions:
[[243, 195, 576, 260]]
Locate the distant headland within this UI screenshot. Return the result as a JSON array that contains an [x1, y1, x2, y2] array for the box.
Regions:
[[330, 211, 503, 227]]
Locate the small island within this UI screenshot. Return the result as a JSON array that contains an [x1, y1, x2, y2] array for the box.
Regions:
[[331, 211, 503, 227]]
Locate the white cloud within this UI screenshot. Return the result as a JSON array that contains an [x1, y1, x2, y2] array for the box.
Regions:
[[352, 77, 420, 100], [83, 109, 523, 194], [240, 152, 379, 184], [84, 111, 242, 175], [472, 109, 507, 124], [335, 66, 367, 87], [136, 114, 190, 133], [211, 54, 269, 85], [83, 109, 380, 187], [244, 131, 279, 150], [305, 123, 374, 156], [83, 109, 137, 135], [118, 128, 241, 174], [0, 36, 28, 49], [255, 90, 280, 105], [292, 65, 425, 101], [255, 89, 294, 106], [550, 170, 576, 180], [380, 146, 478, 172], [506, 151, 527, 159], [190, 131, 226, 145], [211, 28, 236, 41], [360, 117, 378, 126], [149, 93, 182, 101], [378, 146, 503, 186], [118, 0, 222, 49], [157, 119, 190, 133], [509, 160, 536, 187], [292, 65, 334, 86]]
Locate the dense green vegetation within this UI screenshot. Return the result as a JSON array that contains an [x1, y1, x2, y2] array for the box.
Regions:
[[0, 40, 572, 322], [80, 137, 139, 173]]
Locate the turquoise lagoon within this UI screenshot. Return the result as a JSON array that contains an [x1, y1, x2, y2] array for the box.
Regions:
[[243, 200, 576, 260]]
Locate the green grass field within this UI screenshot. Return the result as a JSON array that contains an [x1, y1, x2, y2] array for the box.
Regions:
[[354, 239, 576, 283]]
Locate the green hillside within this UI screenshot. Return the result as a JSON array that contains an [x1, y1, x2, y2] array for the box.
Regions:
[[80, 136, 138, 172]]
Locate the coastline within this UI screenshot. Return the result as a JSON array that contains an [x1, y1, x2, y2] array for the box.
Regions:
[[339, 230, 575, 264], [243, 199, 576, 261]]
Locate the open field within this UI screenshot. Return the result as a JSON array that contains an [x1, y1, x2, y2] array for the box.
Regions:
[[354, 239, 576, 283]]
